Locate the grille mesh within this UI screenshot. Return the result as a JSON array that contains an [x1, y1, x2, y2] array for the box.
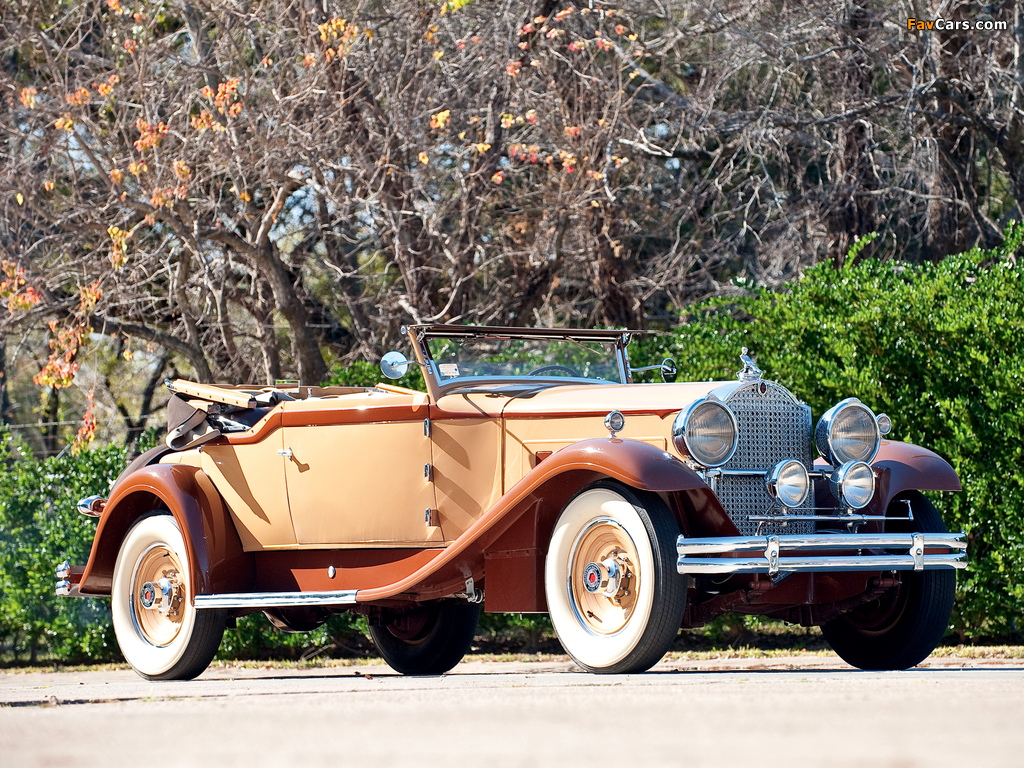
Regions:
[[716, 381, 814, 536]]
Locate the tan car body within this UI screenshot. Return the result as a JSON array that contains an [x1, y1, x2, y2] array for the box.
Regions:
[[76, 368, 960, 619]]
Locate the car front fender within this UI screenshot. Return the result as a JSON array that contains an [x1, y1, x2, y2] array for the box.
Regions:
[[872, 440, 961, 493], [78, 464, 253, 601], [814, 440, 961, 519]]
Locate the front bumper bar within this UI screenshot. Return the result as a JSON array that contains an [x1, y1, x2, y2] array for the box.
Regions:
[[676, 533, 967, 577]]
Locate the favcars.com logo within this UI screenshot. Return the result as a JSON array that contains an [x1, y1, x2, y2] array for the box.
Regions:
[[907, 17, 1008, 31]]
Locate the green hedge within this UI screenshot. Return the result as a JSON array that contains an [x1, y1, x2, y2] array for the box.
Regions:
[[633, 226, 1024, 637], [0, 436, 125, 662]]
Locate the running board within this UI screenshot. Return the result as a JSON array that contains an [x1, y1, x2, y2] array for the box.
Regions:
[[194, 590, 358, 609]]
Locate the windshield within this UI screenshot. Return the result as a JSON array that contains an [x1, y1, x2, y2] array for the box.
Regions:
[[424, 334, 624, 390]]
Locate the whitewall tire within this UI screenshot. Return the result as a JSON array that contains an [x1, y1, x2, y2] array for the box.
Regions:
[[111, 514, 226, 680], [544, 482, 686, 673]]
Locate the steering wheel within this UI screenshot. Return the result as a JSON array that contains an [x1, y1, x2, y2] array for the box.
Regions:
[[527, 364, 577, 377]]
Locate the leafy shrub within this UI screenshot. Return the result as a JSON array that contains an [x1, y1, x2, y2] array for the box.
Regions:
[[0, 435, 127, 662], [0, 433, 371, 664], [633, 225, 1024, 637]]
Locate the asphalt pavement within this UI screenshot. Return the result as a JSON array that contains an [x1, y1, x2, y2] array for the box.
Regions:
[[2, 654, 1022, 767]]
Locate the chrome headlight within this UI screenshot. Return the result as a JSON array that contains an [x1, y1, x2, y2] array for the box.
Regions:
[[815, 397, 881, 465], [764, 459, 810, 508], [829, 461, 875, 509], [672, 397, 739, 468]]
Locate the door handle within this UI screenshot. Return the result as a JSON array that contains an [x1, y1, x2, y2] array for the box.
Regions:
[[278, 448, 293, 459]]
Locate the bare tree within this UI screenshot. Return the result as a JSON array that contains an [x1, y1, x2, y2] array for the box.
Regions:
[[0, 0, 1020, 450]]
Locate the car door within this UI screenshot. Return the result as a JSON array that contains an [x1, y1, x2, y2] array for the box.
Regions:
[[281, 391, 442, 546], [200, 425, 296, 550], [429, 393, 505, 541]]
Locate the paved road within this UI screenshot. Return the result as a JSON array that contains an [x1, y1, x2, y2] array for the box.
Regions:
[[2, 655, 1022, 767]]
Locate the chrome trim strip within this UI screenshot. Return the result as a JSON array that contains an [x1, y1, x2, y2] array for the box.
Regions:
[[747, 513, 891, 524], [193, 590, 359, 609], [676, 532, 967, 576], [703, 468, 835, 479]]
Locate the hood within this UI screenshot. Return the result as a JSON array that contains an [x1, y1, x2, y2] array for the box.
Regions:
[[498, 381, 728, 419]]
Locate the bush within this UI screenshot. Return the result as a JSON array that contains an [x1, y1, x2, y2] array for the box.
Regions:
[[0, 432, 381, 664], [633, 225, 1024, 637], [0, 435, 127, 662]]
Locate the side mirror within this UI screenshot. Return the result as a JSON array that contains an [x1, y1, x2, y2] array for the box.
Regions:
[[380, 351, 411, 379], [660, 358, 678, 383]]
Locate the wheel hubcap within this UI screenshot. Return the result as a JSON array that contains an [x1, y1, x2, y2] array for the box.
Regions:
[[582, 557, 624, 597], [568, 517, 639, 635], [130, 544, 185, 647]]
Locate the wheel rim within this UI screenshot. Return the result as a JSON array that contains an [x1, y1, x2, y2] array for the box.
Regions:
[[841, 577, 911, 636], [567, 517, 641, 636], [130, 542, 186, 647], [384, 604, 440, 644]]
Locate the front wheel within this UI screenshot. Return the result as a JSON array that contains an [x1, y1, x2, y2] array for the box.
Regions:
[[111, 514, 226, 681], [822, 492, 956, 670], [545, 482, 686, 674], [368, 600, 480, 675]]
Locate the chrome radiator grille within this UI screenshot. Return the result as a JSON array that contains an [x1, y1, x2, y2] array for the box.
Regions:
[[716, 381, 814, 536]]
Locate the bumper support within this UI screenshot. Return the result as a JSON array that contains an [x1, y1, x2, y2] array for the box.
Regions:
[[677, 533, 967, 577]]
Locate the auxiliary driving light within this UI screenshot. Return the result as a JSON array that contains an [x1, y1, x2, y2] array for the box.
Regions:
[[830, 461, 875, 509], [765, 459, 810, 508]]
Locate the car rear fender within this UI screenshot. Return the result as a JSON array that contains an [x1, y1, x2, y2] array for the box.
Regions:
[[355, 438, 724, 606], [78, 464, 253, 601]]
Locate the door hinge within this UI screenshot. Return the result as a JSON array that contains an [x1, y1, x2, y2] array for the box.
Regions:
[[423, 418, 431, 437], [424, 463, 433, 481]]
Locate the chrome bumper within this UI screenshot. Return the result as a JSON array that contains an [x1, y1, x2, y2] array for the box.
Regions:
[[676, 533, 967, 577], [55, 560, 83, 597]]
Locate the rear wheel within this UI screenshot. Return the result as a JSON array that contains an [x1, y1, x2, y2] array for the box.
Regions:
[[544, 481, 686, 674], [822, 492, 956, 670], [369, 600, 480, 675], [111, 514, 226, 681]]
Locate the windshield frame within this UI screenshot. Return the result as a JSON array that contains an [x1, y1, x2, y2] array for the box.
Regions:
[[403, 324, 634, 401]]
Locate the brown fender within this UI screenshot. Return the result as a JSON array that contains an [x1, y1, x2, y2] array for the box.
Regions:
[[870, 440, 961, 515], [354, 437, 714, 605], [845, 440, 961, 519], [78, 464, 254, 600]]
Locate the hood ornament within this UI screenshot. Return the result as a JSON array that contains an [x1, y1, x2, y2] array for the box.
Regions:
[[737, 347, 763, 381]]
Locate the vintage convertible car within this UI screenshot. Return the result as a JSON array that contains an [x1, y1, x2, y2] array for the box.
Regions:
[[56, 325, 966, 679]]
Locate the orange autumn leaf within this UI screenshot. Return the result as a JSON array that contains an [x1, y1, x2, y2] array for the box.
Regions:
[[430, 109, 451, 129]]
